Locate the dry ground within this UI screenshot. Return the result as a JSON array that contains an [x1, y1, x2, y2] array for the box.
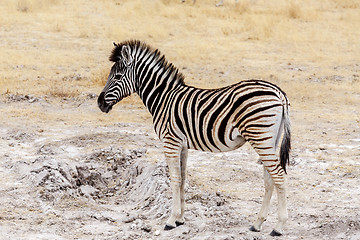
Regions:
[[0, 0, 359, 239]]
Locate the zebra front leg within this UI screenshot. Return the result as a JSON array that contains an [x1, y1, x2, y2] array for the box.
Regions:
[[250, 166, 274, 232], [178, 148, 188, 226], [164, 144, 184, 230]]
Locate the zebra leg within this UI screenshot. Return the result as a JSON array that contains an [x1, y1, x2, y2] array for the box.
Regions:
[[164, 143, 184, 230], [261, 153, 288, 236], [249, 142, 287, 235], [178, 148, 188, 225], [175, 148, 188, 226], [271, 180, 288, 236], [250, 166, 274, 232]]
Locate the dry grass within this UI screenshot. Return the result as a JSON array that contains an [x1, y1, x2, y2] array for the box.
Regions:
[[0, 0, 359, 114], [47, 82, 79, 98], [331, 0, 360, 8]]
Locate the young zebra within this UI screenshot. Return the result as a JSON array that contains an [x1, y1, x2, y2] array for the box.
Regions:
[[98, 40, 291, 236]]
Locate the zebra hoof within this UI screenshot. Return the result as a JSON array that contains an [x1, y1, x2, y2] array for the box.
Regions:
[[175, 221, 184, 227], [270, 229, 282, 236], [164, 224, 176, 231], [249, 225, 260, 232]]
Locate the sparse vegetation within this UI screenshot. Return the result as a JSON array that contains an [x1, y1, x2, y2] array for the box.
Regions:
[[0, 1, 358, 149], [0, 0, 359, 143], [47, 82, 79, 98], [0, 0, 357, 151], [1, 0, 359, 98]]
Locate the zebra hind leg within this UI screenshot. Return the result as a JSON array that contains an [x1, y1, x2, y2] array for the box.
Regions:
[[271, 179, 287, 236], [250, 166, 274, 232], [254, 149, 288, 236], [250, 143, 288, 236]]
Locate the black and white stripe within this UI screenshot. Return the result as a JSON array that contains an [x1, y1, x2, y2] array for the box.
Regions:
[[98, 40, 291, 236]]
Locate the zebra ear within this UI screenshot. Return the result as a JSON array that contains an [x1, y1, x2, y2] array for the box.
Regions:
[[121, 45, 133, 65]]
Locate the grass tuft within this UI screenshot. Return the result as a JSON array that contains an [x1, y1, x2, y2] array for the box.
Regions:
[[233, 0, 251, 14], [17, 0, 30, 12], [47, 82, 80, 98], [287, 2, 302, 19]]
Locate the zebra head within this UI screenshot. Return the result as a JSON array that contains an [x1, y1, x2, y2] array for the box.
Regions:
[[98, 43, 135, 113]]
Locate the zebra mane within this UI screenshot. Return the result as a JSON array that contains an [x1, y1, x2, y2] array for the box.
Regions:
[[110, 40, 185, 85]]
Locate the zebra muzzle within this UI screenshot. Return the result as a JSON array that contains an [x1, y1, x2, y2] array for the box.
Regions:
[[97, 92, 113, 113]]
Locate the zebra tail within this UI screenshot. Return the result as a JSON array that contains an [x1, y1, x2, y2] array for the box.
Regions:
[[280, 103, 291, 174]]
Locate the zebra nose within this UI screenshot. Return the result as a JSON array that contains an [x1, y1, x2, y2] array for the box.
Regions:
[[97, 92, 105, 107], [98, 92, 112, 113]]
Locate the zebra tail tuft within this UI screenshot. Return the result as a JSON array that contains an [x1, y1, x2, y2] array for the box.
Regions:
[[280, 104, 291, 174]]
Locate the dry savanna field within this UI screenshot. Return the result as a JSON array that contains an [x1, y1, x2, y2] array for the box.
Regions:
[[0, 0, 359, 239]]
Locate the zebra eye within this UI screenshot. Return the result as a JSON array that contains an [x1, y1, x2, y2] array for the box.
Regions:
[[114, 74, 121, 80]]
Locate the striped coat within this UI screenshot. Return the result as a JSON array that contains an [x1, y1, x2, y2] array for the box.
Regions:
[[98, 40, 291, 236]]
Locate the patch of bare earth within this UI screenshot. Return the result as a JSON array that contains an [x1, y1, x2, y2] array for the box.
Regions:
[[0, 96, 359, 239]]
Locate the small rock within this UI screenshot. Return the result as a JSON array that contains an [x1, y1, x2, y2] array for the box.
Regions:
[[79, 185, 98, 196], [154, 230, 161, 236], [87, 93, 97, 99], [141, 224, 152, 233], [123, 214, 137, 223]]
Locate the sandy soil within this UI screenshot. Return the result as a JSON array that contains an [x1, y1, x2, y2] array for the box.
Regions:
[[0, 93, 359, 240]]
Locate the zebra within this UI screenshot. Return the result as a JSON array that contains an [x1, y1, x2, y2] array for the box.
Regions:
[[97, 40, 291, 236]]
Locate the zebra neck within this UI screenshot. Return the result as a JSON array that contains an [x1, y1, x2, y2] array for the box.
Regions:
[[136, 65, 185, 116]]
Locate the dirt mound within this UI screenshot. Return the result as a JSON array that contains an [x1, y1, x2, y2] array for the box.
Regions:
[[16, 134, 261, 238], [29, 147, 148, 202], [27, 145, 236, 231], [310, 219, 360, 239]]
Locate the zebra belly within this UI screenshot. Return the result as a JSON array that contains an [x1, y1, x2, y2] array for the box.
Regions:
[[217, 135, 246, 152], [186, 127, 246, 153]]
